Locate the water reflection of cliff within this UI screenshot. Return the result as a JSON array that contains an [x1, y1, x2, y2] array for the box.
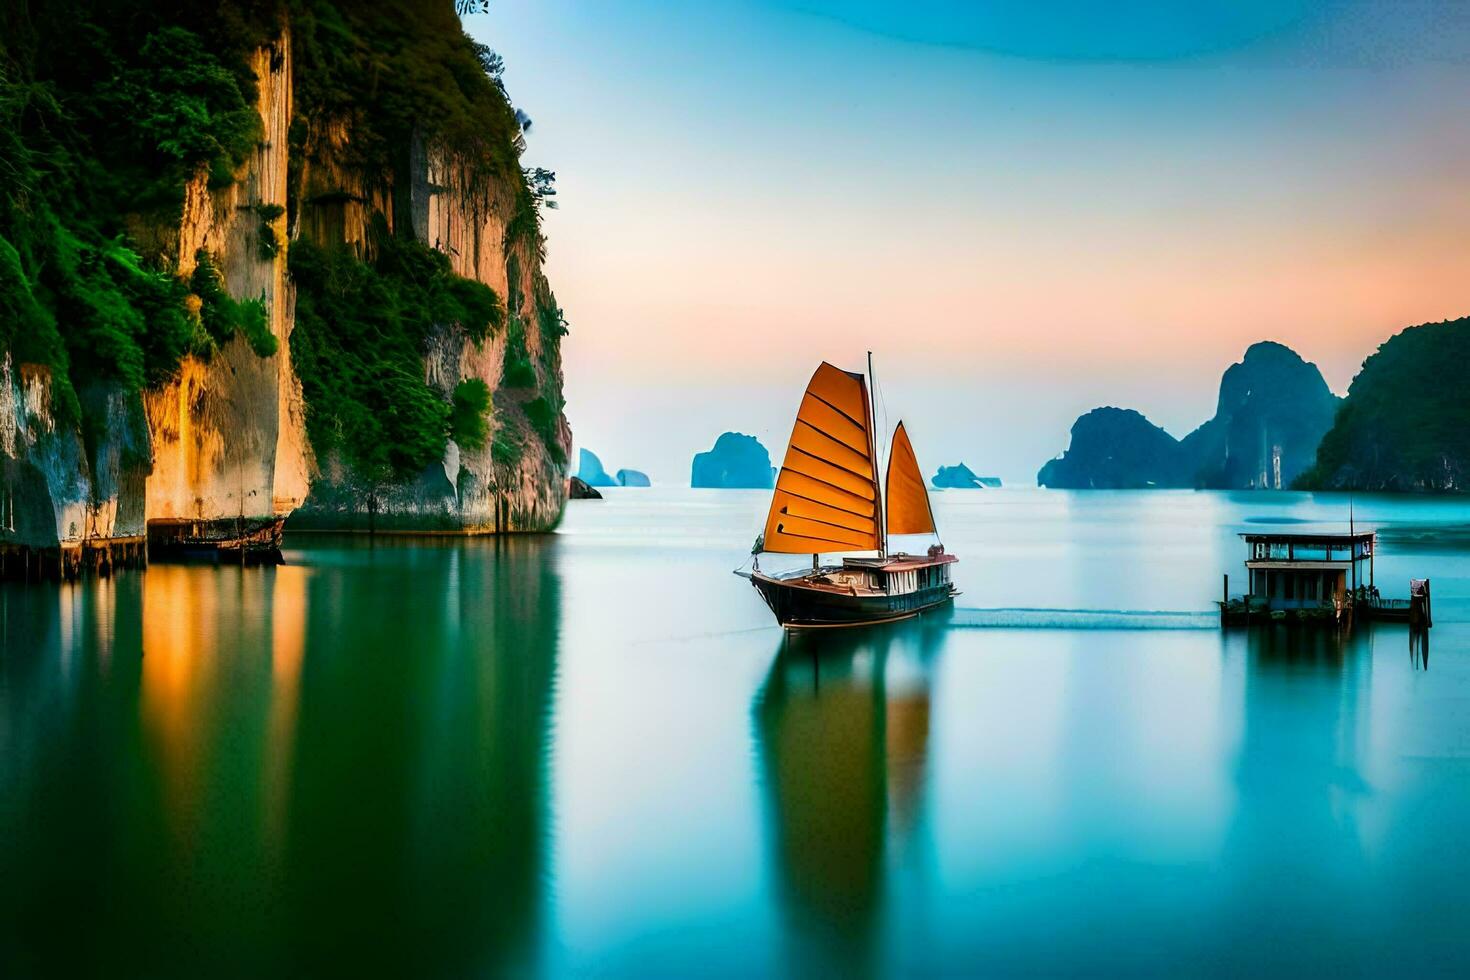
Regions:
[[0, 536, 561, 976], [753, 615, 945, 975], [278, 536, 561, 976]]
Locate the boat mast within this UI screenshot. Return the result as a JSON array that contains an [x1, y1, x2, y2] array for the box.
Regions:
[[867, 350, 888, 559]]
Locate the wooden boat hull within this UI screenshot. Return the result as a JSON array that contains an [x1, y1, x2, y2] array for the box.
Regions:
[[749, 572, 955, 630]]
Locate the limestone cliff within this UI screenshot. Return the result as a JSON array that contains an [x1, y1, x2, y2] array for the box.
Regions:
[[0, 357, 149, 576], [0, 5, 571, 576], [1, 31, 308, 573], [1180, 342, 1338, 490], [1298, 317, 1470, 491], [287, 131, 569, 532], [144, 32, 312, 549], [1038, 342, 1338, 490]]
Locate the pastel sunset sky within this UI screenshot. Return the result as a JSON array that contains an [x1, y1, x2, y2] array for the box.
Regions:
[[468, 1, 1470, 484]]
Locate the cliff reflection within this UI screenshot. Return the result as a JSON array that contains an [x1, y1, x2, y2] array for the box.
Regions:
[[753, 615, 944, 974], [0, 535, 561, 976], [278, 535, 560, 976]]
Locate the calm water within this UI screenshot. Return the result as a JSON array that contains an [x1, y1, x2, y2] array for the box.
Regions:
[[4, 489, 1470, 976]]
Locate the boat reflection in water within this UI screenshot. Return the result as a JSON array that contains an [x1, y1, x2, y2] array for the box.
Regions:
[[752, 610, 949, 974]]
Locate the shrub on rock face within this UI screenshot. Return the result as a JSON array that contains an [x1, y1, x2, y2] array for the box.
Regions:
[[451, 379, 492, 451], [289, 223, 509, 483]]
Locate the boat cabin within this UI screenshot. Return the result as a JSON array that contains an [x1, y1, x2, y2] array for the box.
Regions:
[[842, 553, 957, 596], [1240, 530, 1373, 612]]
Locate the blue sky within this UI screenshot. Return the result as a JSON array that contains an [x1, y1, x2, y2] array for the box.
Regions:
[[468, 1, 1470, 484]]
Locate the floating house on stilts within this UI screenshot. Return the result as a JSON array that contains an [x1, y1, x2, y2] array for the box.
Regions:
[[1219, 530, 1430, 628]]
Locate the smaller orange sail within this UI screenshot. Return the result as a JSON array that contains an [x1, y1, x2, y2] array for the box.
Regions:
[[885, 421, 936, 536]]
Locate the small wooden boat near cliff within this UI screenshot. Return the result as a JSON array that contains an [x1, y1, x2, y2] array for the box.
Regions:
[[738, 358, 958, 629]]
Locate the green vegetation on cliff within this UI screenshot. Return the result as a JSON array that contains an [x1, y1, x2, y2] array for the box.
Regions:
[[5, 0, 568, 526], [289, 221, 503, 482], [291, 0, 524, 194], [0, 1, 278, 424], [1296, 317, 1470, 492], [286, 0, 566, 483], [451, 378, 492, 452]]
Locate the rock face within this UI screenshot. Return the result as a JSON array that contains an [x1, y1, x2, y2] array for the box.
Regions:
[[931, 464, 1000, 489], [567, 477, 602, 500], [1298, 317, 1470, 491], [1, 7, 570, 577], [616, 469, 650, 487], [576, 449, 616, 487], [144, 33, 311, 553], [1038, 408, 1190, 489], [1, 32, 309, 574], [1038, 342, 1339, 490], [289, 131, 569, 533], [1181, 342, 1338, 490], [691, 433, 775, 489], [0, 357, 150, 577]]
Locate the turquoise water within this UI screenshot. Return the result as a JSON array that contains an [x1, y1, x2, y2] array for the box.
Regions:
[[3, 489, 1470, 975]]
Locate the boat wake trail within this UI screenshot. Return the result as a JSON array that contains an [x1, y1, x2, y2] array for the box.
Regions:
[[950, 607, 1217, 630]]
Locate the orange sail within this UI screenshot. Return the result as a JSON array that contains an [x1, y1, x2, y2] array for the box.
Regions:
[[885, 421, 936, 536], [762, 362, 881, 554]]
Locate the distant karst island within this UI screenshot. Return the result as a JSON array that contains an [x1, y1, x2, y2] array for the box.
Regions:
[[691, 433, 775, 489], [576, 449, 617, 487], [932, 464, 1002, 489], [1039, 341, 1339, 490], [574, 450, 650, 489]]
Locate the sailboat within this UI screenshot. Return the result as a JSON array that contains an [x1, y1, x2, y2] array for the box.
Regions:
[[739, 358, 958, 629]]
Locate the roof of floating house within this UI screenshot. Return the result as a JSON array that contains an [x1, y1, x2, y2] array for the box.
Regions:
[[1239, 531, 1374, 544]]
